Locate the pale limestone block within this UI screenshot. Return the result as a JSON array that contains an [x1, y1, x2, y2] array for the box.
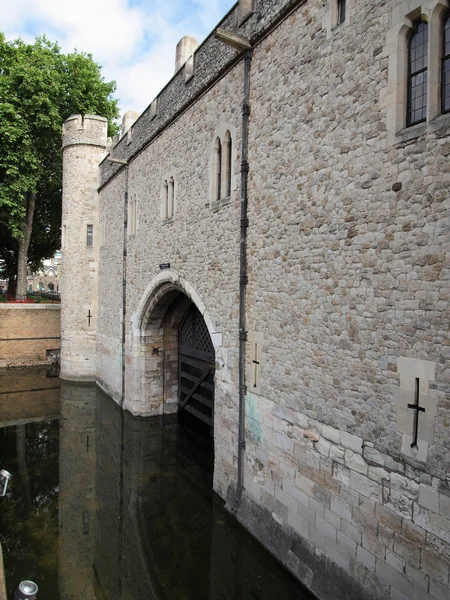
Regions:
[[386, 549, 406, 574], [368, 466, 391, 485], [401, 435, 428, 463], [341, 431, 363, 454], [175, 36, 198, 73], [363, 446, 386, 467], [398, 357, 436, 394], [149, 98, 157, 120], [345, 450, 368, 476], [330, 496, 352, 522], [330, 444, 345, 464], [413, 504, 450, 544], [439, 493, 450, 519], [287, 509, 310, 538], [322, 424, 341, 444], [418, 394, 439, 418], [295, 471, 315, 497], [334, 463, 351, 488], [336, 530, 357, 555], [390, 473, 419, 500], [317, 437, 331, 458], [350, 471, 383, 503], [357, 545, 376, 572]]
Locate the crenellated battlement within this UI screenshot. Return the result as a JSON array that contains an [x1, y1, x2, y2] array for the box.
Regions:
[[98, 0, 271, 186], [62, 114, 108, 150]]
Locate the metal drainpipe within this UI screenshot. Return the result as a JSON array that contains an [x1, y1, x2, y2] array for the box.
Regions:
[[121, 165, 129, 406], [231, 48, 252, 514]]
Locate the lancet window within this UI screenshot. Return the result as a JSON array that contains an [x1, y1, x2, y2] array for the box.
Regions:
[[407, 20, 428, 126], [211, 128, 234, 204]]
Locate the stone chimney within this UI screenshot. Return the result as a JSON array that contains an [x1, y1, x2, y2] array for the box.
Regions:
[[175, 36, 199, 73]]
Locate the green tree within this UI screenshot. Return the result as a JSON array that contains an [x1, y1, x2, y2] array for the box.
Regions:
[[0, 34, 120, 299]]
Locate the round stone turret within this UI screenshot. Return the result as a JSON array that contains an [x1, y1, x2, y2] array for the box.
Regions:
[[60, 114, 108, 382], [62, 114, 108, 149]]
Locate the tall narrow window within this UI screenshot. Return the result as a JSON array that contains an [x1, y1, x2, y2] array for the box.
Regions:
[[215, 138, 222, 201], [442, 14, 450, 113], [224, 130, 232, 198], [128, 195, 137, 235], [86, 224, 93, 247], [168, 178, 174, 218], [163, 181, 169, 219], [337, 0, 346, 25], [162, 177, 175, 221], [100, 219, 105, 246], [407, 20, 428, 126]]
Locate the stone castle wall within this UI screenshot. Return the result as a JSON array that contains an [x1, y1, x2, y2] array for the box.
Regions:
[[0, 305, 61, 366], [96, 172, 126, 401], [65, 0, 450, 598]]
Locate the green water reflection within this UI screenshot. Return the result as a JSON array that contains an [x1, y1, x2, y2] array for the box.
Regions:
[[0, 369, 315, 600]]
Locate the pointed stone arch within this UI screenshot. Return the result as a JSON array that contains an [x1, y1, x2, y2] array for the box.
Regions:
[[125, 271, 222, 418]]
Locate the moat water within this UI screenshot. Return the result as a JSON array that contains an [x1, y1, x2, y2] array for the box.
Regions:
[[0, 368, 316, 600]]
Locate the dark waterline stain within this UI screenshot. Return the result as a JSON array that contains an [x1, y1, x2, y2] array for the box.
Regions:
[[0, 368, 316, 600]]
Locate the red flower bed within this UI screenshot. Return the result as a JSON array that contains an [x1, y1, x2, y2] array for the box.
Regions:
[[4, 295, 38, 303]]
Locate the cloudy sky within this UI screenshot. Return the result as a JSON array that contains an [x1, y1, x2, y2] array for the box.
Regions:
[[1, 0, 235, 118]]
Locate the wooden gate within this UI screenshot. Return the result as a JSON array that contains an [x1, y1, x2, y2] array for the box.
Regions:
[[178, 305, 215, 429]]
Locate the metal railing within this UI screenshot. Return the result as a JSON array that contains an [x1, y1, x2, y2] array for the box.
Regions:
[[29, 291, 61, 302]]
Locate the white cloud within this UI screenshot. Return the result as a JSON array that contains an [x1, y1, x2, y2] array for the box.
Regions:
[[0, 0, 235, 117]]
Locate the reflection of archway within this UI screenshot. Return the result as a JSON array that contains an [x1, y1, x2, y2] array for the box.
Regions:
[[48, 282, 54, 291], [129, 273, 220, 428]]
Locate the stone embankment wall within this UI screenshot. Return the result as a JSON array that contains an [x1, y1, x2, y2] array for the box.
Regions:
[[0, 305, 61, 366], [0, 367, 60, 426]]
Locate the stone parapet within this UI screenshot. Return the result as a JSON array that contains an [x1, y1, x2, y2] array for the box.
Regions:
[[98, 0, 302, 188], [62, 114, 108, 150]]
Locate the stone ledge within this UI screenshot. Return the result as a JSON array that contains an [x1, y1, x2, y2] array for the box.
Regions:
[[230, 486, 387, 600], [0, 304, 61, 310]]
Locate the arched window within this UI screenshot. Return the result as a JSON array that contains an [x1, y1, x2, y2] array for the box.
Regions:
[[210, 127, 235, 205], [223, 130, 232, 198], [442, 13, 450, 113], [407, 20, 428, 126], [214, 137, 222, 201], [161, 176, 176, 221]]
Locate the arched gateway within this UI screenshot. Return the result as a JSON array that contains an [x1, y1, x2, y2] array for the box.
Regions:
[[129, 274, 219, 429]]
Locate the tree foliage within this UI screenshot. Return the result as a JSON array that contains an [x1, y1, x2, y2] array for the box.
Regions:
[[0, 34, 120, 296]]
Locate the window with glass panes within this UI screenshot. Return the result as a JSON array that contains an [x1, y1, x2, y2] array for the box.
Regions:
[[87, 224, 93, 247], [337, 0, 346, 25], [442, 14, 450, 113], [407, 20, 428, 126]]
